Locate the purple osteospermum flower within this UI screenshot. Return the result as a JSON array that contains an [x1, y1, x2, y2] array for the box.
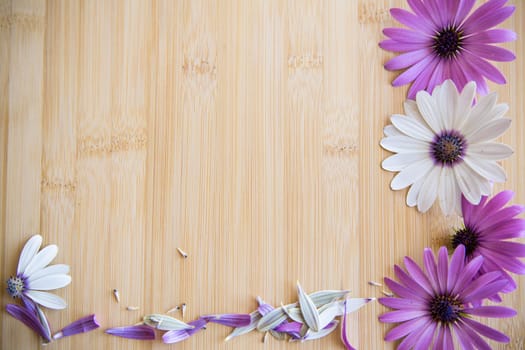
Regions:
[[379, 245, 516, 349], [380, 0, 516, 98], [381, 79, 513, 215], [451, 190, 525, 301], [6, 235, 71, 309]]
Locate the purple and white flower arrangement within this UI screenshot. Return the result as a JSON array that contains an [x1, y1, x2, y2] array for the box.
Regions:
[[5, 234, 99, 343]]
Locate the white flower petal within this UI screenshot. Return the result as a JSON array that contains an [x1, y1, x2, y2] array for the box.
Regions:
[[391, 158, 434, 190], [438, 167, 456, 216], [417, 166, 441, 212], [467, 143, 514, 160], [463, 103, 508, 137], [380, 135, 430, 153], [406, 177, 425, 207], [466, 118, 511, 144], [416, 90, 442, 133], [17, 235, 43, 275], [390, 115, 435, 141], [383, 125, 403, 137], [438, 80, 457, 130], [461, 92, 498, 135], [27, 264, 70, 283], [28, 274, 71, 291], [24, 245, 58, 276], [453, 162, 483, 205], [403, 100, 425, 123], [463, 157, 507, 183], [26, 290, 67, 309], [454, 81, 476, 130], [382, 152, 428, 172]]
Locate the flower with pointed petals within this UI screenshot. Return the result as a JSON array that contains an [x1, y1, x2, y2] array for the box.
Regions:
[[53, 314, 100, 339], [6, 235, 71, 309], [380, 0, 516, 98], [381, 79, 512, 214], [379, 245, 516, 349], [450, 190, 525, 301]]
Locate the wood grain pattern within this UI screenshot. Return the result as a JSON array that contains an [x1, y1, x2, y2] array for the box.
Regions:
[[1, 1, 524, 349]]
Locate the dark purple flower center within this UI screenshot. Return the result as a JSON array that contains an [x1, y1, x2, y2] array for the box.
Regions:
[[452, 227, 480, 258], [433, 26, 463, 58], [429, 294, 463, 324], [431, 131, 466, 166], [6, 275, 26, 298]]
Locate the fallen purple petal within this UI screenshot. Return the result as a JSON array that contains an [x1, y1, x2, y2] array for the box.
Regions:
[[186, 318, 208, 336], [162, 329, 190, 344], [273, 321, 302, 334], [6, 304, 52, 343], [105, 325, 155, 340], [202, 314, 251, 327], [341, 299, 356, 350], [54, 314, 100, 339]]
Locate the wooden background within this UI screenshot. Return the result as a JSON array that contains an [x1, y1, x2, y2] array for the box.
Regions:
[[1, 0, 524, 349]]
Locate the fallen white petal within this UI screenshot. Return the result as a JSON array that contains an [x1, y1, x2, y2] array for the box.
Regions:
[[297, 282, 320, 332], [17, 235, 42, 275]]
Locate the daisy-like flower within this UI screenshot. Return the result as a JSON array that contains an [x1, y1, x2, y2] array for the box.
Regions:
[[380, 0, 516, 98], [380, 79, 513, 215], [379, 245, 516, 349], [6, 234, 71, 309], [451, 190, 525, 301]]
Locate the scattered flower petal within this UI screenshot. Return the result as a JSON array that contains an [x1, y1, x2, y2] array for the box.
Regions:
[[143, 314, 193, 331], [297, 282, 321, 332], [105, 325, 155, 340], [202, 313, 251, 328], [53, 314, 100, 339], [6, 304, 52, 343]]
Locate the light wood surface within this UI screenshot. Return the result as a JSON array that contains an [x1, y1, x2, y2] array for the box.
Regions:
[[1, 1, 524, 349]]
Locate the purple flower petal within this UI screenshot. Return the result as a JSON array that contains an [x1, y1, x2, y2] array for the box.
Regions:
[[461, 318, 510, 342], [463, 306, 517, 318], [379, 310, 427, 323], [186, 318, 207, 336], [202, 314, 251, 328], [273, 321, 302, 333], [462, 5, 515, 34], [162, 329, 190, 344], [53, 314, 100, 339], [390, 8, 435, 34], [385, 49, 431, 71], [465, 29, 517, 44], [378, 297, 425, 310], [383, 28, 430, 43], [105, 325, 155, 340], [379, 40, 425, 53], [6, 304, 52, 343], [257, 301, 274, 316], [465, 44, 516, 62], [340, 299, 356, 350], [384, 316, 429, 341]]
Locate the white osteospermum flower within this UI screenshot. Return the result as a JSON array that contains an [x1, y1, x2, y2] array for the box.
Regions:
[[6, 235, 71, 309], [380, 79, 513, 215]]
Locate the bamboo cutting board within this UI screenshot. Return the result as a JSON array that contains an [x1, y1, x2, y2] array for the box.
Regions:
[[1, 1, 524, 349]]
